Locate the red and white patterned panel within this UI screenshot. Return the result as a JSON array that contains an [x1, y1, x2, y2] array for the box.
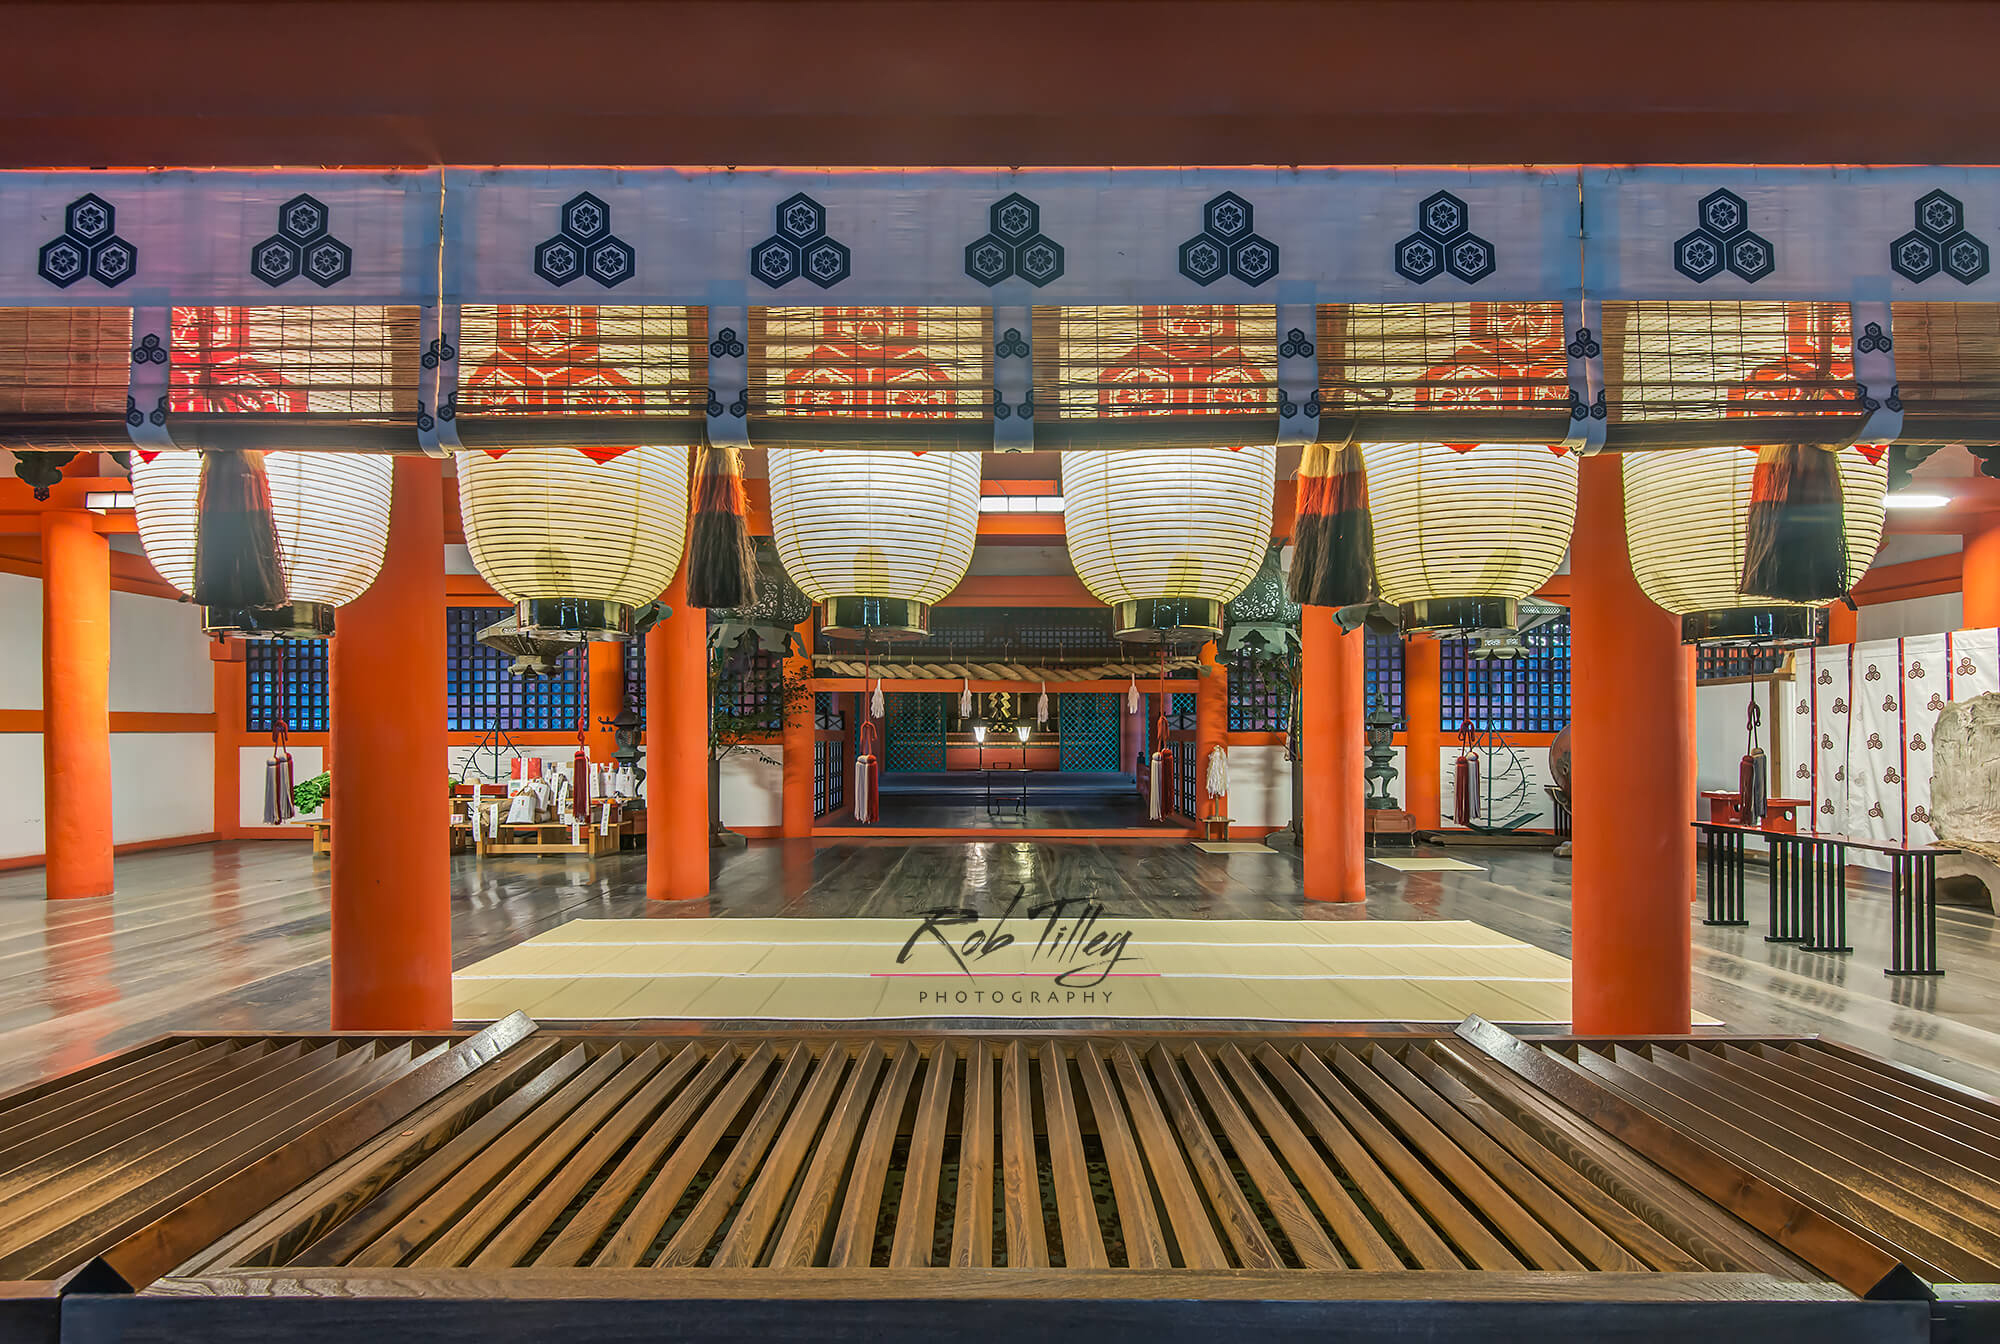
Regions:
[[1902, 634, 1950, 849]]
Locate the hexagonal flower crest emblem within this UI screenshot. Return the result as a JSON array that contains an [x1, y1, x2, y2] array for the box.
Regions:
[[751, 193, 849, 290], [1178, 192, 1279, 287], [1394, 191, 1495, 284], [1891, 190, 1990, 285], [241, 193, 352, 289], [1673, 189, 1776, 284], [963, 193, 1065, 288], [38, 194, 139, 289], [533, 193, 636, 288]]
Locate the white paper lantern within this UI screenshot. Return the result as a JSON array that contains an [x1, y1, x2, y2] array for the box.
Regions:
[[1623, 445, 1888, 644], [1360, 441, 1579, 632], [766, 448, 981, 638], [1062, 446, 1276, 641], [457, 445, 690, 637], [129, 449, 393, 638]]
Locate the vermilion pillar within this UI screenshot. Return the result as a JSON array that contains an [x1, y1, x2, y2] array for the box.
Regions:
[[40, 510, 113, 899], [1963, 521, 2000, 628], [781, 616, 815, 838], [647, 564, 709, 899], [1403, 636, 1442, 829], [586, 639, 624, 761], [1194, 640, 1228, 829], [330, 456, 450, 1029], [1302, 611, 1365, 901], [1569, 455, 1693, 1034]]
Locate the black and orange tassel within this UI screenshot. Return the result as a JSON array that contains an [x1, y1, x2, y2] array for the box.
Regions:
[[1287, 440, 1374, 608], [1740, 443, 1848, 603], [192, 449, 287, 610], [688, 441, 757, 609]]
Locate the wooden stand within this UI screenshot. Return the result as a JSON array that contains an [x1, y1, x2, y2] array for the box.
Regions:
[[470, 798, 642, 859], [1365, 808, 1417, 848]]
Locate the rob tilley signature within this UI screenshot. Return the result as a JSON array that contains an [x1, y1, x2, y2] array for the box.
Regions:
[[895, 892, 1139, 991]]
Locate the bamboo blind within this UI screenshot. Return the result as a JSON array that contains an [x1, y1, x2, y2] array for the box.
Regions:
[[1033, 305, 1277, 449], [1318, 302, 1570, 418], [170, 305, 420, 421], [749, 306, 990, 450], [454, 304, 705, 449]]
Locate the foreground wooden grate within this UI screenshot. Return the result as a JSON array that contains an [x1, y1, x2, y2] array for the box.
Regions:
[[197, 1033, 1834, 1277]]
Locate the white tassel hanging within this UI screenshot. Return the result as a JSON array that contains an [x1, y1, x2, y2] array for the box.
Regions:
[[1037, 681, 1050, 726], [1126, 676, 1140, 714], [1147, 751, 1166, 821], [959, 677, 973, 717], [870, 679, 885, 720], [1205, 745, 1229, 800]]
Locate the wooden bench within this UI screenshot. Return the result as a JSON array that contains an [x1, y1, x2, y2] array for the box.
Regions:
[[298, 818, 331, 857], [1693, 820, 1958, 975]]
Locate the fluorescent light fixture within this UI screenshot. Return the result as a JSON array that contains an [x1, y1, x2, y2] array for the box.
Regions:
[[84, 491, 134, 512], [978, 495, 1065, 513], [1883, 493, 1951, 510]]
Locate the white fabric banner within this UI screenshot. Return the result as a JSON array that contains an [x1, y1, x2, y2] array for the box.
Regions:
[[1849, 642, 1903, 865], [440, 167, 1581, 306], [1902, 633, 1950, 849], [1807, 645, 1853, 837], [1584, 166, 2000, 300], [0, 170, 441, 306]]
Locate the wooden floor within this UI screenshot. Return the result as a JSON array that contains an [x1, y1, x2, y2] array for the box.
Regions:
[[1, 838, 1998, 1099]]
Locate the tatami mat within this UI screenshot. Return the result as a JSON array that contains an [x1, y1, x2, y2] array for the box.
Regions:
[[1191, 841, 1280, 853], [452, 916, 1706, 1027], [1371, 857, 1486, 872]]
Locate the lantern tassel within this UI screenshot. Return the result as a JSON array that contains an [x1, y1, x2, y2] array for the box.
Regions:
[[1740, 443, 1848, 603], [688, 441, 757, 609], [192, 449, 287, 610], [1287, 440, 1374, 608]]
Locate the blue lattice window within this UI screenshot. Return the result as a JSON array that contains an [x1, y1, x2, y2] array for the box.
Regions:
[[446, 606, 585, 732], [814, 691, 845, 731], [815, 736, 846, 816], [1365, 629, 1405, 730], [713, 646, 782, 732], [1172, 739, 1197, 818], [1226, 651, 1290, 733], [1167, 691, 1197, 730], [623, 631, 647, 730], [245, 639, 329, 733], [1441, 616, 1571, 734]]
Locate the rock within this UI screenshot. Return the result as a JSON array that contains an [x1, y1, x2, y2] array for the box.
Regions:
[[1929, 693, 2000, 909]]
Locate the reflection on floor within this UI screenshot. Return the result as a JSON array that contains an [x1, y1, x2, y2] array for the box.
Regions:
[[873, 769, 1149, 828], [1, 838, 1997, 1096], [454, 916, 1588, 1024]]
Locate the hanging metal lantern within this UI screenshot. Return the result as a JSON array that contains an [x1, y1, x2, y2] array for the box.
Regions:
[[456, 444, 690, 639], [1062, 445, 1277, 643], [1359, 441, 1578, 633], [1623, 444, 1887, 645], [766, 448, 981, 639], [129, 449, 392, 638]]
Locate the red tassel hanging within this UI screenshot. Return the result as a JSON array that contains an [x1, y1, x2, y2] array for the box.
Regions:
[[1740, 443, 1848, 603], [688, 441, 757, 609], [1453, 748, 1479, 827], [193, 449, 287, 610], [1287, 440, 1374, 608]]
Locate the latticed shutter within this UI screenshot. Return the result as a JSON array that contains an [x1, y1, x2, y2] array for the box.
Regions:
[[451, 304, 706, 449], [166, 305, 422, 449], [1600, 301, 1864, 447], [0, 307, 132, 449], [1316, 301, 1570, 443], [748, 306, 990, 450], [1891, 302, 2000, 437], [1033, 305, 1278, 449]]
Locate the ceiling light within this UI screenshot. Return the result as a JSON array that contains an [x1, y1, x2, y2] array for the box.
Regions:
[[1883, 493, 1951, 510]]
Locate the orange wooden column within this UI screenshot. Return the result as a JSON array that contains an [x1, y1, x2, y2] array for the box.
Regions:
[[1826, 601, 1858, 646], [1301, 610, 1365, 901], [40, 509, 113, 899], [1964, 520, 2000, 628], [1194, 640, 1228, 827], [329, 456, 451, 1029], [586, 639, 623, 760], [1569, 454, 1693, 1035], [647, 565, 709, 899], [780, 616, 815, 838], [1403, 636, 1442, 829]]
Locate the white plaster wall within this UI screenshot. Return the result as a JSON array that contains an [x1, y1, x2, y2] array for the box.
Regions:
[[0, 573, 40, 710], [1438, 744, 1557, 830], [1226, 744, 1291, 827], [1859, 593, 1964, 641], [109, 590, 211, 713], [239, 745, 326, 827], [718, 747, 783, 828], [113, 734, 213, 843], [1695, 680, 1779, 794], [0, 734, 43, 858]]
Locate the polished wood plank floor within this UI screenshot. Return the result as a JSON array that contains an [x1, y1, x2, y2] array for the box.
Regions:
[[2, 839, 1998, 1099]]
